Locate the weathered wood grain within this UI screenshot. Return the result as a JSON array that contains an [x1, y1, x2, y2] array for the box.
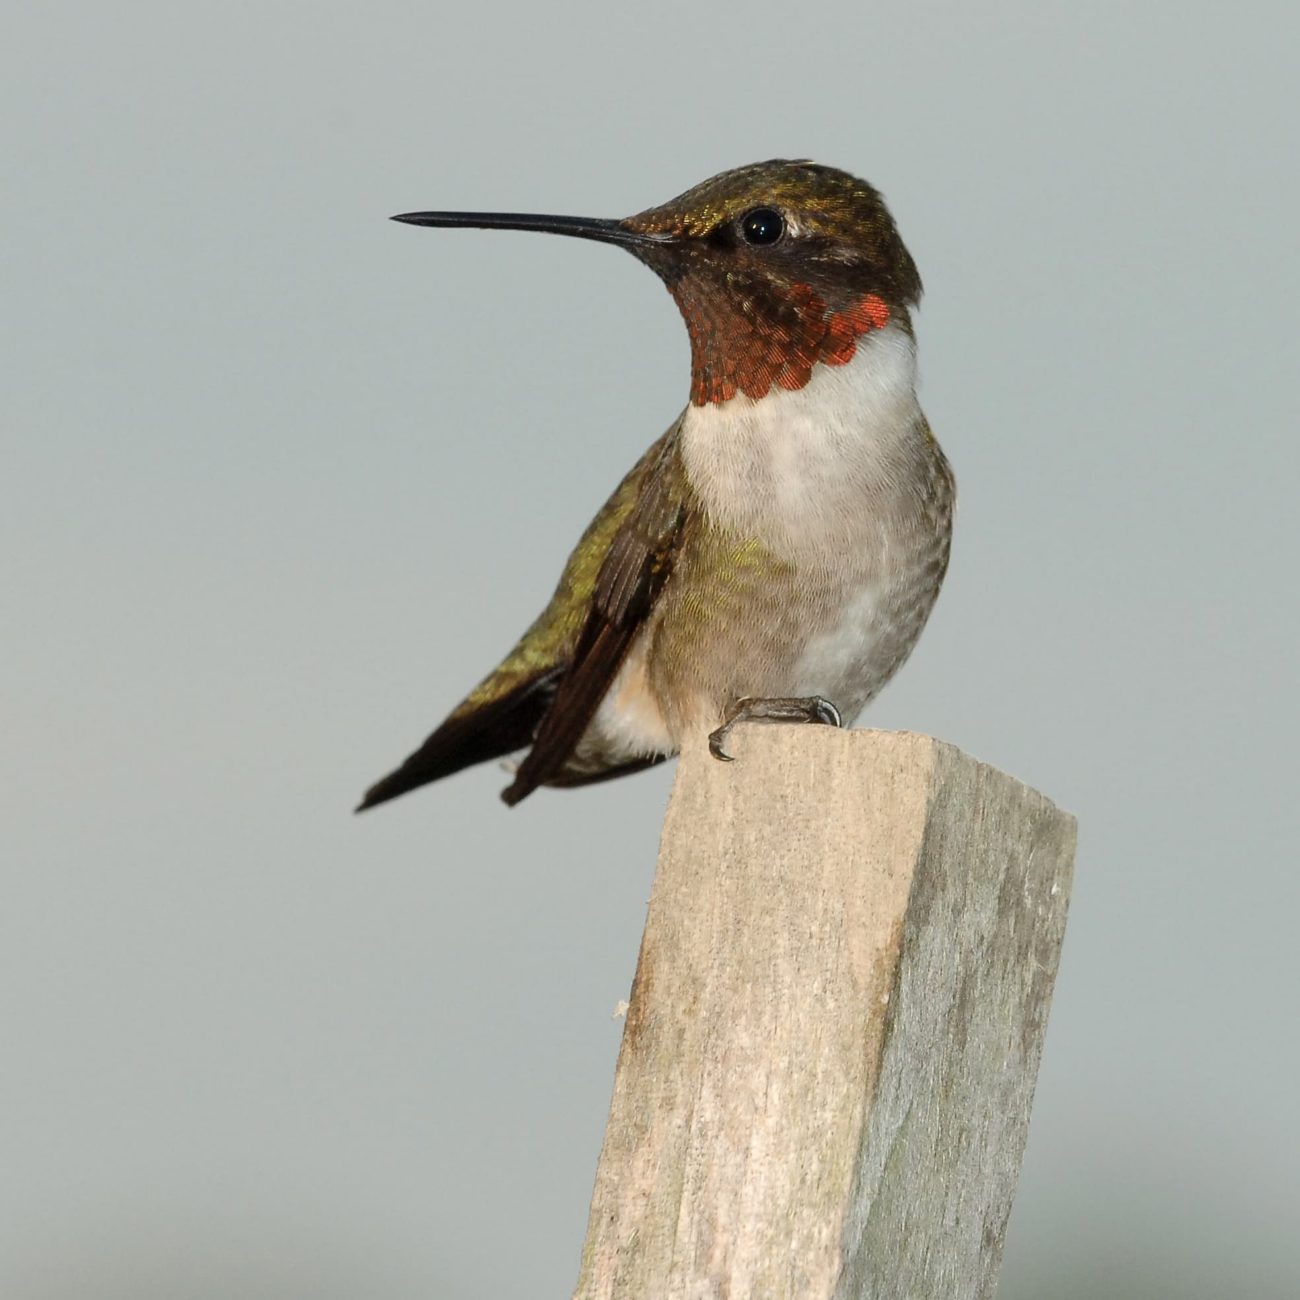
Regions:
[[572, 727, 1075, 1300]]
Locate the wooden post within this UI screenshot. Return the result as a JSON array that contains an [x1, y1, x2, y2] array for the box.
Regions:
[[573, 727, 1076, 1300]]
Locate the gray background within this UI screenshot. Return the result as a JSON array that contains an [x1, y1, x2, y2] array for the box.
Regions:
[[4, 2, 1297, 1297]]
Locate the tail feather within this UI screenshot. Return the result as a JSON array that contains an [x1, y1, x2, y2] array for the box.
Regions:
[[356, 669, 560, 812]]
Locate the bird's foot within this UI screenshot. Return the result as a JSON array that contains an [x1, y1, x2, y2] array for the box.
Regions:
[[707, 696, 842, 761]]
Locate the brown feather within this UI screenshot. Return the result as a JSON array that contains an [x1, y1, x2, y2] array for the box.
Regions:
[[356, 668, 560, 811], [502, 431, 687, 805]]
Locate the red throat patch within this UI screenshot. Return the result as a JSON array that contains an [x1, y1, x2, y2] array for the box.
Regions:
[[676, 284, 891, 406]]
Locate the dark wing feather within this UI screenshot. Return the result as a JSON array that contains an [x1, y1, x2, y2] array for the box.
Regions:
[[501, 430, 687, 806], [356, 420, 686, 813], [356, 667, 561, 811]]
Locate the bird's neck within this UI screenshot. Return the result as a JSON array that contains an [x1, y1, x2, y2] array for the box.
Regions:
[[680, 325, 926, 553], [670, 274, 902, 407]]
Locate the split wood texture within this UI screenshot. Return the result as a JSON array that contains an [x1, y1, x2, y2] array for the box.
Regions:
[[573, 726, 1076, 1300]]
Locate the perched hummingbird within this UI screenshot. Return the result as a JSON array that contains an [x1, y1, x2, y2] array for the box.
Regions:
[[358, 160, 954, 811]]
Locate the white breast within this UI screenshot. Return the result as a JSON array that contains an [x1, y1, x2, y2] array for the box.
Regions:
[[679, 325, 923, 557]]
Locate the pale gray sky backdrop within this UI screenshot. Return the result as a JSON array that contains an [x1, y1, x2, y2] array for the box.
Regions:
[[3, 3, 1297, 1297]]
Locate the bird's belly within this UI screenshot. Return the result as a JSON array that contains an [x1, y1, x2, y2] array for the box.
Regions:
[[784, 581, 902, 721], [570, 568, 936, 772], [674, 578, 925, 724]]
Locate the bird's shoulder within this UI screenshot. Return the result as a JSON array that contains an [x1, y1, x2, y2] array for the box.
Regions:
[[455, 415, 691, 713]]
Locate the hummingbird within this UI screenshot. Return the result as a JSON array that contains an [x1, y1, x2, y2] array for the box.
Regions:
[[358, 160, 954, 811]]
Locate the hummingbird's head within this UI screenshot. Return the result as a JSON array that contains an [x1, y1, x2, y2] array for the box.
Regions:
[[393, 159, 920, 406], [622, 160, 921, 404]]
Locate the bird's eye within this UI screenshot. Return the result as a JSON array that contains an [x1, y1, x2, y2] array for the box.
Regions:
[[739, 208, 785, 246]]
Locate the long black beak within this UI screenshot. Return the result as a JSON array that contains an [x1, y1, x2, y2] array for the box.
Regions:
[[390, 210, 670, 251]]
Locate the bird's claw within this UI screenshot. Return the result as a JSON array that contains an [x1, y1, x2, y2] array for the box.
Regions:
[[810, 699, 842, 728], [707, 696, 841, 763]]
